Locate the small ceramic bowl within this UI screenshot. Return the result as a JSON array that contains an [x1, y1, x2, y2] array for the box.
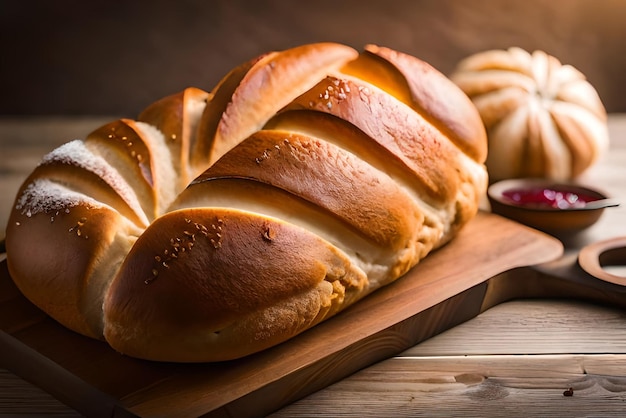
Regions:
[[487, 178, 619, 234]]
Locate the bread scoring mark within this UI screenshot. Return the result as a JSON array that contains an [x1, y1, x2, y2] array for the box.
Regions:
[[38, 141, 144, 219], [144, 217, 224, 284], [103, 123, 151, 186]]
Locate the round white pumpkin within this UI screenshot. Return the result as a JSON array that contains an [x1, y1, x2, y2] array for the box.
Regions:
[[451, 47, 609, 181]]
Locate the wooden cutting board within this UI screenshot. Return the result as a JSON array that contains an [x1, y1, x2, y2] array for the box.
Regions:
[[0, 211, 565, 417]]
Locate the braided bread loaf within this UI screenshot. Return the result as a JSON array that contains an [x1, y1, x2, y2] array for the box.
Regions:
[[6, 43, 488, 362], [450, 47, 609, 181]]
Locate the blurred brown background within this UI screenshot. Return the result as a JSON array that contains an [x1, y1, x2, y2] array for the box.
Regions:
[[2, 0, 626, 116]]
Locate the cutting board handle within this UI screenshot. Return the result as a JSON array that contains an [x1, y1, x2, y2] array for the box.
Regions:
[[578, 236, 626, 286], [481, 237, 626, 313]]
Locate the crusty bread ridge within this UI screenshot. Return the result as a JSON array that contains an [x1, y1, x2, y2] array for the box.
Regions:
[[6, 42, 488, 362]]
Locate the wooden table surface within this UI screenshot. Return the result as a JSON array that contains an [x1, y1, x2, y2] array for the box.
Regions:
[[1, 115, 626, 416]]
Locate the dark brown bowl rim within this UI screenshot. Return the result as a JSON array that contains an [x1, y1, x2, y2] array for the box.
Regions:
[[487, 178, 608, 213]]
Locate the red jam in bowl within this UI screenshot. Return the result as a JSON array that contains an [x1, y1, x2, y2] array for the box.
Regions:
[[502, 187, 599, 209]]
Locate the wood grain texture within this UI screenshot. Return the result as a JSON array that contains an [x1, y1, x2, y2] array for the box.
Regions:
[[271, 300, 626, 418], [406, 300, 626, 356], [271, 354, 626, 417], [2, 115, 626, 416], [4, 300, 626, 417], [0, 369, 81, 416], [0, 211, 562, 417]]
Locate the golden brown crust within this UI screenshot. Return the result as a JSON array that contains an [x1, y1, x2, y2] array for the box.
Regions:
[[193, 54, 266, 167], [194, 42, 359, 166], [282, 75, 464, 204], [5, 42, 488, 362], [265, 109, 422, 186], [138, 87, 210, 187], [18, 141, 149, 228], [196, 129, 422, 251], [359, 45, 488, 163], [85, 119, 160, 219], [7, 190, 139, 338], [103, 208, 368, 362]]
